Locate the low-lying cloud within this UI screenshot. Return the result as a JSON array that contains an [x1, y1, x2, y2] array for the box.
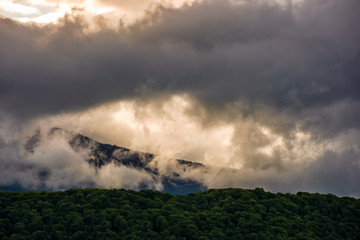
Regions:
[[1, 94, 358, 196], [0, 124, 162, 190]]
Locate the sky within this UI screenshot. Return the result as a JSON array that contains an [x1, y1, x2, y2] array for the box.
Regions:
[[0, 0, 360, 196]]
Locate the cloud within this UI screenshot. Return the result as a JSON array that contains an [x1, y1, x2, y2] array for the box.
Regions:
[[0, 0, 196, 24], [0, 0, 360, 196], [0, 123, 162, 190], [1, 0, 359, 119], [0, 0, 358, 118], [4, 94, 355, 196], [0, 1, 41, 16], [95, 162, 162, 190]]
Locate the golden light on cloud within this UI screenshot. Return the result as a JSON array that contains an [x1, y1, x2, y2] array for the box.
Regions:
[[110, 94, 237, 167], [0, 0, 196, 24], [257, 125, 285, 156], [28, 93, 357, 175], [32, 94, 237, 168]]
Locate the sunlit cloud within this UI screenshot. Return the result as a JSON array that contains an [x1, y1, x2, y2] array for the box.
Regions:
[[0, 0, 197, 24], [24, 95, 358, 173], [0, 0, 40, 16], [7, 93, 355, 196]]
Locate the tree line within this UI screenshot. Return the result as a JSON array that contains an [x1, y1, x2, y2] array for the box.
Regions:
[[0, 188, 359, 239]]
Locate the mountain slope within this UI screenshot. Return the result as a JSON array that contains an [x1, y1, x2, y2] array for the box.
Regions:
[[22, 127, 207, 194]]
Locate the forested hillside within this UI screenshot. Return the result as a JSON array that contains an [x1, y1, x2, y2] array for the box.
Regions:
[[1, 188, 359, 240]]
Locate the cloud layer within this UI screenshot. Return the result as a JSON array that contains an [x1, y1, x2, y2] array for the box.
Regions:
[[0, 0, 360, 196]]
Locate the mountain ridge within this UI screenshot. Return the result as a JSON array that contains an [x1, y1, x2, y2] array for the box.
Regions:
[[21, 127, 207, 194]]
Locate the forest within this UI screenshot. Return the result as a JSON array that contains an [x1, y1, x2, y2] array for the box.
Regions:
[[0, 188, 359, 240]]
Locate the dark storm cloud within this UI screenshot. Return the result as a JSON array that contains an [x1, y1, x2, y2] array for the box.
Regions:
[[0, 0, 359, 119], [302, 100, 360, 139], [129, 0, 294, 47], [303, 150, 360, 196], [0, 15, 144, 117]]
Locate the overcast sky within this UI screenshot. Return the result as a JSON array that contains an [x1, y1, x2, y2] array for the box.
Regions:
[[0, 0, 360, 196]]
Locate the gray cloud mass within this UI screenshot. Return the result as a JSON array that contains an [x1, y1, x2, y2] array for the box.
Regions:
[[0, 0, 360, 196], [1, 0, 359, 117]]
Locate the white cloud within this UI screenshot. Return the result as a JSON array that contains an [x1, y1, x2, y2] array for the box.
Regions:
[[0, 0, 41, 16]]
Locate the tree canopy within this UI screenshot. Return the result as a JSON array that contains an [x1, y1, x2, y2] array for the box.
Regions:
[[0, 188, 359, 239]]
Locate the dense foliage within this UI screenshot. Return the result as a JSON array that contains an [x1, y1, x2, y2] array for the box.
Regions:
[[0, 188, 359, 240]]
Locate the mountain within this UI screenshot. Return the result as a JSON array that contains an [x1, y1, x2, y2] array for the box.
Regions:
[[22, 127, 207, 194]]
